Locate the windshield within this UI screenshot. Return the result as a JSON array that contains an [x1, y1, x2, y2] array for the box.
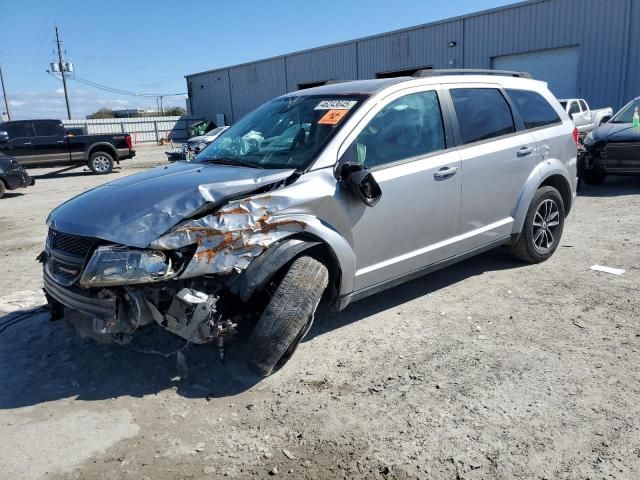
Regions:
[[610, 99, 640, 123], [196, 94, 366, 170]]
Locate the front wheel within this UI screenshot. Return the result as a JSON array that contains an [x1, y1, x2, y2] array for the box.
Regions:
[[511, 186, 565, 264], [247, 256, 329, 376], [88, 151, 114, 174]]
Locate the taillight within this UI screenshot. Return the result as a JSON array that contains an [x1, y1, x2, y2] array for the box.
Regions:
[[572, 127, 579, 145], [125, 134, 133, 149]]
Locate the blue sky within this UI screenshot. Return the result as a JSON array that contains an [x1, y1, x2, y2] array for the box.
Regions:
[[0, 0, 513, 119]]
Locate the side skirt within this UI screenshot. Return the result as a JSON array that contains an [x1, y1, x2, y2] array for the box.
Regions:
[[337, 236, 511, 311]]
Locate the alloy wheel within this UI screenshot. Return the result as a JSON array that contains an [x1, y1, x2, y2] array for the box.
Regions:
[[92, 155, 111, 173], [532, 198, 560, 253]]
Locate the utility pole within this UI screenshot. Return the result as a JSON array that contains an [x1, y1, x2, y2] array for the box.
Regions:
[[0, 64, 10, 120], [55, 26, 72, 120]]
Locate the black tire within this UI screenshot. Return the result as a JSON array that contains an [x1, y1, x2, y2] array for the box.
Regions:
[[88, 151, 114, 174], [582, 167, 606, 185], [511, 186, 565, 264], [0, 180, 5, 199], [247, 256, 329, 376]]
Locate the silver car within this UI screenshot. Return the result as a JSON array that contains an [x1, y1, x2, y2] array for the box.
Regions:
[[42, 70, 577, 375]]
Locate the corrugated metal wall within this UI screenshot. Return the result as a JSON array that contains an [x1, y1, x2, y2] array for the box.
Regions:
[[187, 0, 640, 122]]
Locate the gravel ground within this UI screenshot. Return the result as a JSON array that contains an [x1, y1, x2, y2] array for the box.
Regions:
[[1, 145, 639, 479]]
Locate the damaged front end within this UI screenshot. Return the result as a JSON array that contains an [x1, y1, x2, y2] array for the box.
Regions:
[[42, 171, 307, 351]]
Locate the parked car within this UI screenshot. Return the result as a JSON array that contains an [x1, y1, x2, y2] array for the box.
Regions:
[[0, 152, 34, 198], [165, 127, 230, 162], [580, 96, 640, 185], [41, 70, 577, 375], [187, 126, 229, 154], [558, 98, 613, 135], [0, 119, 136, 174]]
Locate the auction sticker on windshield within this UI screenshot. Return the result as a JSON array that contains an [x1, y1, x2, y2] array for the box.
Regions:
[[315, 100, 357, 110], [318, 109, 350, 125]]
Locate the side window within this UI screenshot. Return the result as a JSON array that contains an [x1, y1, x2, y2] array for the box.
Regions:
[[567, 101, 580, 116], [450, 88, 515, 144], [2, 122, 30, 140], [351, 90, 446, 168], [579, 100, 588, 111], [34, 121, 65, 137], [506, 89, 562, 129]]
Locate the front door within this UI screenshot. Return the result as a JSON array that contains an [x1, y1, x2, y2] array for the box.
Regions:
[[0, 121, 35, 162], [339, 88, 463, 292]]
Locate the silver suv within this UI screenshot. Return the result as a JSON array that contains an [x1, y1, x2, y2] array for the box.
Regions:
[[42, 70, 577, 375]]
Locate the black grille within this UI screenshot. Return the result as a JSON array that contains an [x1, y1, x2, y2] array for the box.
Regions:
[[48, 229, 96, 257]]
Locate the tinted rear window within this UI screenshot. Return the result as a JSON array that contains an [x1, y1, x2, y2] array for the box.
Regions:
[[34, 121, 64, 137], [507, 89, 562, 129], [450, 88, 515, 145]]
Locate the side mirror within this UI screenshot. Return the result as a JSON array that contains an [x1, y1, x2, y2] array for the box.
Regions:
[[0, 131, 8, 143], [600, 116, 611, 125], [571, 113, 579, 121], [336, 160, 382, 207]]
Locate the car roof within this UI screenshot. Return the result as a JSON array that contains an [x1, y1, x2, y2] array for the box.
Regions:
[[284, 74, 547, 98]]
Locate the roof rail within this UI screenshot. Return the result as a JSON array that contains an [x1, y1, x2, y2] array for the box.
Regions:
[[413, 69, 532, 79]]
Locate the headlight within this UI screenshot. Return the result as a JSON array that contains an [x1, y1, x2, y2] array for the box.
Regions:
[[80, 246, 175, 287], [583, 132, 595, 147]]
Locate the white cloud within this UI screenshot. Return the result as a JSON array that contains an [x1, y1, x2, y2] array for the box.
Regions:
[[7, 88, 185, 120]]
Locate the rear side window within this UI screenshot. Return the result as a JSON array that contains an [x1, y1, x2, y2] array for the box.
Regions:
[[34, 121, 64, 137], [507, 89, 562, 129], [450, 88, 515, 145], [567, 101, 580, 116], [579, 100, 588, 111]]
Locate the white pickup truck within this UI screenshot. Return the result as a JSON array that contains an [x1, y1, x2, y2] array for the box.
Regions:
[[558, 98, 613, 134]]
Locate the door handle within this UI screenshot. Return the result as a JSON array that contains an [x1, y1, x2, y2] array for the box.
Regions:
[[434, 166, 459, 179], [57, 140, 65, 143], [23, 142, 32, 145], [517, 147, 533, 157]]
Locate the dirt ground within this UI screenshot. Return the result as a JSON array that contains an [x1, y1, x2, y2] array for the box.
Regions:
[[1, 144, 639, 480]]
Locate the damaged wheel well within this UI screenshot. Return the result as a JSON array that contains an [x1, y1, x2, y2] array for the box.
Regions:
[[228, 234, 342, 309]]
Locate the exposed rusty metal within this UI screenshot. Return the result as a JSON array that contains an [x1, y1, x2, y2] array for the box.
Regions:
[[151, 194, 306, 278]]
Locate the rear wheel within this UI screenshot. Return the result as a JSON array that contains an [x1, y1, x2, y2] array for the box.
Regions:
[[0, 180, 5, 199], [247, 256, 329, 376], [88, 151, 114, 174], [511, 186, 565, 264], [582, 167, 606, 185]]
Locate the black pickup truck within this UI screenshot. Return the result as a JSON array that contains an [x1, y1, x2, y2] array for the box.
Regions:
[[0, 119, 136, 174]]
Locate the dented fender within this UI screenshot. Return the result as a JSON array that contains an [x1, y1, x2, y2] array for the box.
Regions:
[[150, 192, 357, 296]]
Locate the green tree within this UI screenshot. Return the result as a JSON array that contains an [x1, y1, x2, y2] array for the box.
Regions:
[[87, 108, 115, 119], [164, 106, 187, 117]]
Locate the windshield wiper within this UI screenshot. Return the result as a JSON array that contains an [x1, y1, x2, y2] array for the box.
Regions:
[[201, 157, 263, 169]]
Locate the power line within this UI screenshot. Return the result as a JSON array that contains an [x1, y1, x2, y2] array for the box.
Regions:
[[49, 71, 186, 97]]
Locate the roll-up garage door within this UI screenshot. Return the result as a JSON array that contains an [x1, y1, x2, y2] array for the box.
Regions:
[[492, 46, 579, 99]]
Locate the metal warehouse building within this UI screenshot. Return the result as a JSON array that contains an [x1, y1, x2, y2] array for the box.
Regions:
[[186, 0, 639, 125]]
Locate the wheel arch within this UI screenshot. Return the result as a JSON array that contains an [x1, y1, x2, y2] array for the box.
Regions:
[[86, 143, 117, 162], [229, 233, 344, 309]]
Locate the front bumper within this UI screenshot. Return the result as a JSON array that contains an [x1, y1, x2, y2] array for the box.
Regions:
[[44, 268, 116, 320], [4, 168, 34, 190]]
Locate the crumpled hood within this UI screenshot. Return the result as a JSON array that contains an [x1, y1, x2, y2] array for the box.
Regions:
[[592, 122, 640, 143], [47, 161, 295, 248]]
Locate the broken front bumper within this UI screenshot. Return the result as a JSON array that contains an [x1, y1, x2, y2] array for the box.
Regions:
[[44, 268, 116, 320]]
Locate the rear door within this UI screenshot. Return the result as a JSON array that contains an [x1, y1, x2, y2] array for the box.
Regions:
[[0, 121, 36, 162], [446, 85, 540, 252], [506, 88, 574, 188], [31, 120, 70, 164]]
